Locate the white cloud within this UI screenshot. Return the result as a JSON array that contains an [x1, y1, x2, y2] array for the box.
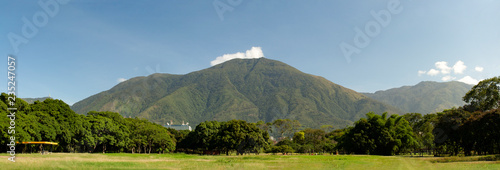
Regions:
[[117, 78, 127, 83], [210, 47, 265, 66], [441, 75, 456, 81], [452, 60, 467, 74], [458, 76, 479, 85], [435, 61, 451, 74], [418, 70, 426, 76], [427, 69, 440, 76], [475, 66, 484, 72]]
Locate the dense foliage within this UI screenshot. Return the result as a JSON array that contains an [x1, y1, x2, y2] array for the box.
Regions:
[[178, 120, 270, 155], [338, 112, 417, 155], [0, 94, 175, 154], [463, 76, 500, 112]]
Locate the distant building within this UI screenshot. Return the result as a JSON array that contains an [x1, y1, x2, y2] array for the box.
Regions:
[[164, 120, 192, 131]]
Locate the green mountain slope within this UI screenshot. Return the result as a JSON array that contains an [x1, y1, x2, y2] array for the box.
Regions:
[[71, 58, 402, 128], [363, 81, 473, 114]]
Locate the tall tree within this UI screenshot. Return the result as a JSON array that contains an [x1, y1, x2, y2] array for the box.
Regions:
[[463, 76, 500, 112]]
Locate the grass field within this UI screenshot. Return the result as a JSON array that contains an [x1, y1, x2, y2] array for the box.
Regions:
[[1, 153, 499, 169]]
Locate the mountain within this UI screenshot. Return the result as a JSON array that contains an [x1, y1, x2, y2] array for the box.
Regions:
[[71, 58, 402, 128], [22, 97, 52, 104], [363, 81, 473, 114]]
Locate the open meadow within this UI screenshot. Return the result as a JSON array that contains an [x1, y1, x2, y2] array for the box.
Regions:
[[1, 153, 499, 170]]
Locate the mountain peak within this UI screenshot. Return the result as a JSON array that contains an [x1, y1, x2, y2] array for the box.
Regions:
[[72, 58, 402, 128]]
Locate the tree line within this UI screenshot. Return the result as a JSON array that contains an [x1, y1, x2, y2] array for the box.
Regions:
[[174, 76, 500, 156], [1, 76, 499, 156], [0, 94, 175, 154]]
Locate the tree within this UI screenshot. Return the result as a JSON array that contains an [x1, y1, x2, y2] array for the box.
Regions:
[[152, 126, 176, 154], [166, 128, 190, 152], [192, 121, 223, 152], [302, 128, 327, 153], [273, 145, 294, 155], [255, 121, 272, 134], [402, 113, 436, 155], [85, 112, 129, 153], [219, 120, 270, 155], [292, 131, 305, 145], [460, 109, 500, 155], [28, 98, 86, 152], [272, 119, 301, 140], [433, 108, 470, 156], [339, 112, 417, 155], [463, 76, 500, 112]]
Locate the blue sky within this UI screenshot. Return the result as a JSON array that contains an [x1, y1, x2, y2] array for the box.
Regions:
[[1, 0, 499, 105]]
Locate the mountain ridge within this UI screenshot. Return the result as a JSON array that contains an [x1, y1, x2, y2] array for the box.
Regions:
[[362, 81, 473, 114], [72, 58, 403, 128]]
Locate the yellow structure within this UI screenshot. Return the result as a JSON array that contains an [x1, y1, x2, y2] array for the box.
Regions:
[[16, 141, 58, 145], [16, 141, 58, 154]]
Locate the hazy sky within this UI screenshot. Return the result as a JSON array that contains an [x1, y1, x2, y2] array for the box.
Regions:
[[1, 0, 499, 105]]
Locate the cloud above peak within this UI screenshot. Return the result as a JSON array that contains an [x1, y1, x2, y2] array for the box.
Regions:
[[210, 47, 265, 66], [117, 78, 127, 83]]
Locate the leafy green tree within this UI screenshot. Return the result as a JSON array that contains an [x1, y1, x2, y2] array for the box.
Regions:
[[402, 113, 436, 155], [191, 121, 223, 152], [28, 99, 86, 152], [85, 112, 129, 153], [166, 128, 190, 152], [460, 108, 500, 155], [152, 126, 176, 153], [292, 131, 305, 145], [433, 108, 470, 156], [463, 76, 500, 112], [325, 129, 344, 154], [419, 114, 438, 154], [339, 112, 417, 155], [272, 119, 301, 139], [255, 120, 273, 135], [273, 145, 294, 155], [302, 128, 327, 153], [219, 120, 270, 155]]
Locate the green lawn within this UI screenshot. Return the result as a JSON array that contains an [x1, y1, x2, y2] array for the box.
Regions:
[[0, 153, 498, 169]]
